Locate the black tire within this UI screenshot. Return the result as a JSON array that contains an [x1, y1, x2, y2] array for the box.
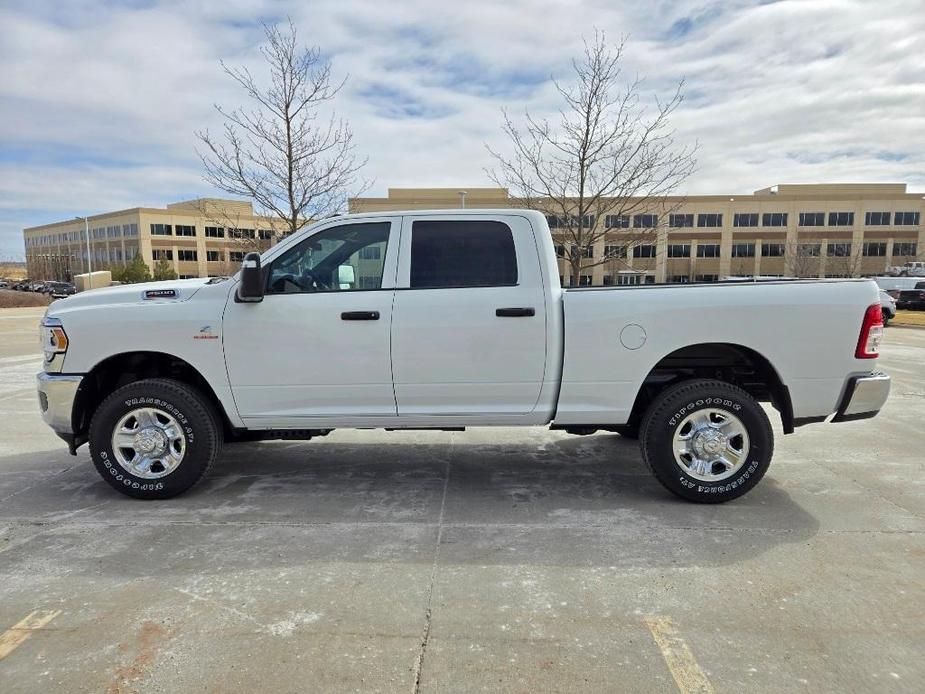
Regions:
[[881, 309, 891, 326], [89, 378, 221, 499], [639, 379, 773, 503]]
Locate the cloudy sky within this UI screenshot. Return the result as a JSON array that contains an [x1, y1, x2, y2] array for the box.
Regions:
[[1, 0, 923, 259]]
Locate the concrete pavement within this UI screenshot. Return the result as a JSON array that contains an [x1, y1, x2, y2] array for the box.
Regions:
[[0, 307, 923, 692]]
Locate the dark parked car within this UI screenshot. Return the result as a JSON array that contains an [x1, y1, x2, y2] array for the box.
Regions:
[[42, 281, 77, 299], [12, 279, 32, 291], [897, 282, 925, 310]]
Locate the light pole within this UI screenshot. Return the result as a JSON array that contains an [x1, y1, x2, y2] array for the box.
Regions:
[[458, 191, 467, 209], [76, 216, 92, 289]]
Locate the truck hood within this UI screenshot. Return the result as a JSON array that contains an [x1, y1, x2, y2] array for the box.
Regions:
[[46, 277, 221, 314]]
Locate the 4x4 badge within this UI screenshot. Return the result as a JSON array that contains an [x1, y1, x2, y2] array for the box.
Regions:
[[194, 325, 219, 340]]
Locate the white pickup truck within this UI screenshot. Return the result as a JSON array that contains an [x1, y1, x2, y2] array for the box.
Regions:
[[37, 210, 890, 503]]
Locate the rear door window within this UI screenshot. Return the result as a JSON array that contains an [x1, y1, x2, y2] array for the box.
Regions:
[[410, 220, 517, 288]]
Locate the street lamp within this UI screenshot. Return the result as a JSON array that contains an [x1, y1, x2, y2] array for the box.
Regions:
[[76, 216, 92, 289]]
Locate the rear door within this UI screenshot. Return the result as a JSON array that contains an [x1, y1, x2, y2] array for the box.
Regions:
[[390, 214, 547, 416]]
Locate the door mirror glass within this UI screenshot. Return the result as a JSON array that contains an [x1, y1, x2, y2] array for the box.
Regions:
[[236, 252, 264, 303], [337, 264, 356, 288]]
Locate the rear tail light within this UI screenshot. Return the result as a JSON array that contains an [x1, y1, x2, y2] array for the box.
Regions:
[[856, 303, 883, 359]]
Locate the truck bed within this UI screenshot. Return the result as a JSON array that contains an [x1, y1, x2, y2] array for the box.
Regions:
[[553, 278, 880, 425]]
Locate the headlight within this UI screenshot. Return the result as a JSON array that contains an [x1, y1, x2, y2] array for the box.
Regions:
[[40, 317, 69, 363]]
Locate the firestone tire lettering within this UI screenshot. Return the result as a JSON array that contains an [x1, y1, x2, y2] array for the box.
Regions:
[[640, 379, 773, 504], [89, 378, 220, 500]]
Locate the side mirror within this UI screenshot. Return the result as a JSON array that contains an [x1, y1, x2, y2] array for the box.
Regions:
[[337, 264, 355, 288], [236, 252, 264, 303]]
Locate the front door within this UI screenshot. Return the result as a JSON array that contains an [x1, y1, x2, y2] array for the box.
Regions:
[[390, 215, 548, 416], [223, 218, 399, 421]]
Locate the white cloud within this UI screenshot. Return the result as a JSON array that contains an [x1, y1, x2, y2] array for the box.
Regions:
[[1, 0, 923, 259]]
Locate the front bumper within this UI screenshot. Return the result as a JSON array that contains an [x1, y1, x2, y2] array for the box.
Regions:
[[832, 372, 891, 423], [36, 372, 82, 435]]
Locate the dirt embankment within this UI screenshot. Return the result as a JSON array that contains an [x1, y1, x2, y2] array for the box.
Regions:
[[0, 289, 51, 308]]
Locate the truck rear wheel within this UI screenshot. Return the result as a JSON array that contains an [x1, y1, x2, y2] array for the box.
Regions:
[[89, 378, 221, 499], [639, 379, 773, 503]]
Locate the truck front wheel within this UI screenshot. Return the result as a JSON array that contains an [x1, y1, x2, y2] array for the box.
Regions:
[[639, 379, 773, 503], [89, 378, 221, 499]]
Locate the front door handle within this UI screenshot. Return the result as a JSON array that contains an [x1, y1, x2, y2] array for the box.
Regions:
[[495, 307, 535, 317], [341, 311, 380, 320]]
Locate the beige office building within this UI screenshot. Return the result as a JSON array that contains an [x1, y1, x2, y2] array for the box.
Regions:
[[23, 199, 287, 281], [350, 184, 924, 285], [24, 183, 924, 285]]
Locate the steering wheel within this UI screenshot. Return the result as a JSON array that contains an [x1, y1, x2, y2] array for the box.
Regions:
[[300, 269, 331, 291]]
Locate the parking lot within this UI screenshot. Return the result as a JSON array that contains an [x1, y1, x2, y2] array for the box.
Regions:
[[1, 306, 923, 693]]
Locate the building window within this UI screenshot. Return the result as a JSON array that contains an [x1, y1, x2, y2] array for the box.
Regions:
[[229, 228, 256, 239], [695, 274, 719, 282], [150, 223, 172, 236], [205, 226, 225, 238], [604, 214, 630, 229], [798, 243, 821, 257], [696, 243, 720, 258], [893, 242, 918, 257], [358, 245, 381, 260], [580, 215, 595, 229], [697, 213, 722, 227], [667, 244, 691, 258], [895, 211, 920, 226], [667, 275, 690, 283], [762, 213, 788, 227], [731, 243, 756, 257], [554, 244, 566, 257], [152, 249, 173, 261], [229, 251, 245, 262], [633, 214, 658, 228], [826, 242, 852, 257], [733, 213, 758, 227], [865, 211, 890, 226], [258, 229, 274, 240], [761, 243, 785, 257], [177, 250, 198, 261], [175, 225, 196, 237], [206, 250, 221, 262], [122, 223, 138, 237], [178, 274, 198, 279], [828, 212, 854, 226], [571, 244, 593, 259], [578, 274, 592, 286], [669, 213, 693, 228], [633, 244, 657, 258], [862, 242, 886, 257], [602, 274, 614, 285], [603, 245, 626, 259], [799, 212, 825, 227]]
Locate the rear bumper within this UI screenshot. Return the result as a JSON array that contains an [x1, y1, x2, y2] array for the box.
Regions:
[[832, 372, 891, 423], [36, 372, 82, 435]]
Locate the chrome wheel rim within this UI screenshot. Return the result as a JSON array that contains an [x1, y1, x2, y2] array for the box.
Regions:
[[111, 407, 186, 479], [671, 408, 750, 482]]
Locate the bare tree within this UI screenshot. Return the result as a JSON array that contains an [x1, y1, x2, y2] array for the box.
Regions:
[[787, 242, 822, 278], [197, 19, 366, 239], [824, 242, 864, 278], [486, 31, 696, 286]]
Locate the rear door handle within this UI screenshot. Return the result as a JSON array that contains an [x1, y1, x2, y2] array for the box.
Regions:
[[341, 311, 380, 321], [495, 307, 535, 317]]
